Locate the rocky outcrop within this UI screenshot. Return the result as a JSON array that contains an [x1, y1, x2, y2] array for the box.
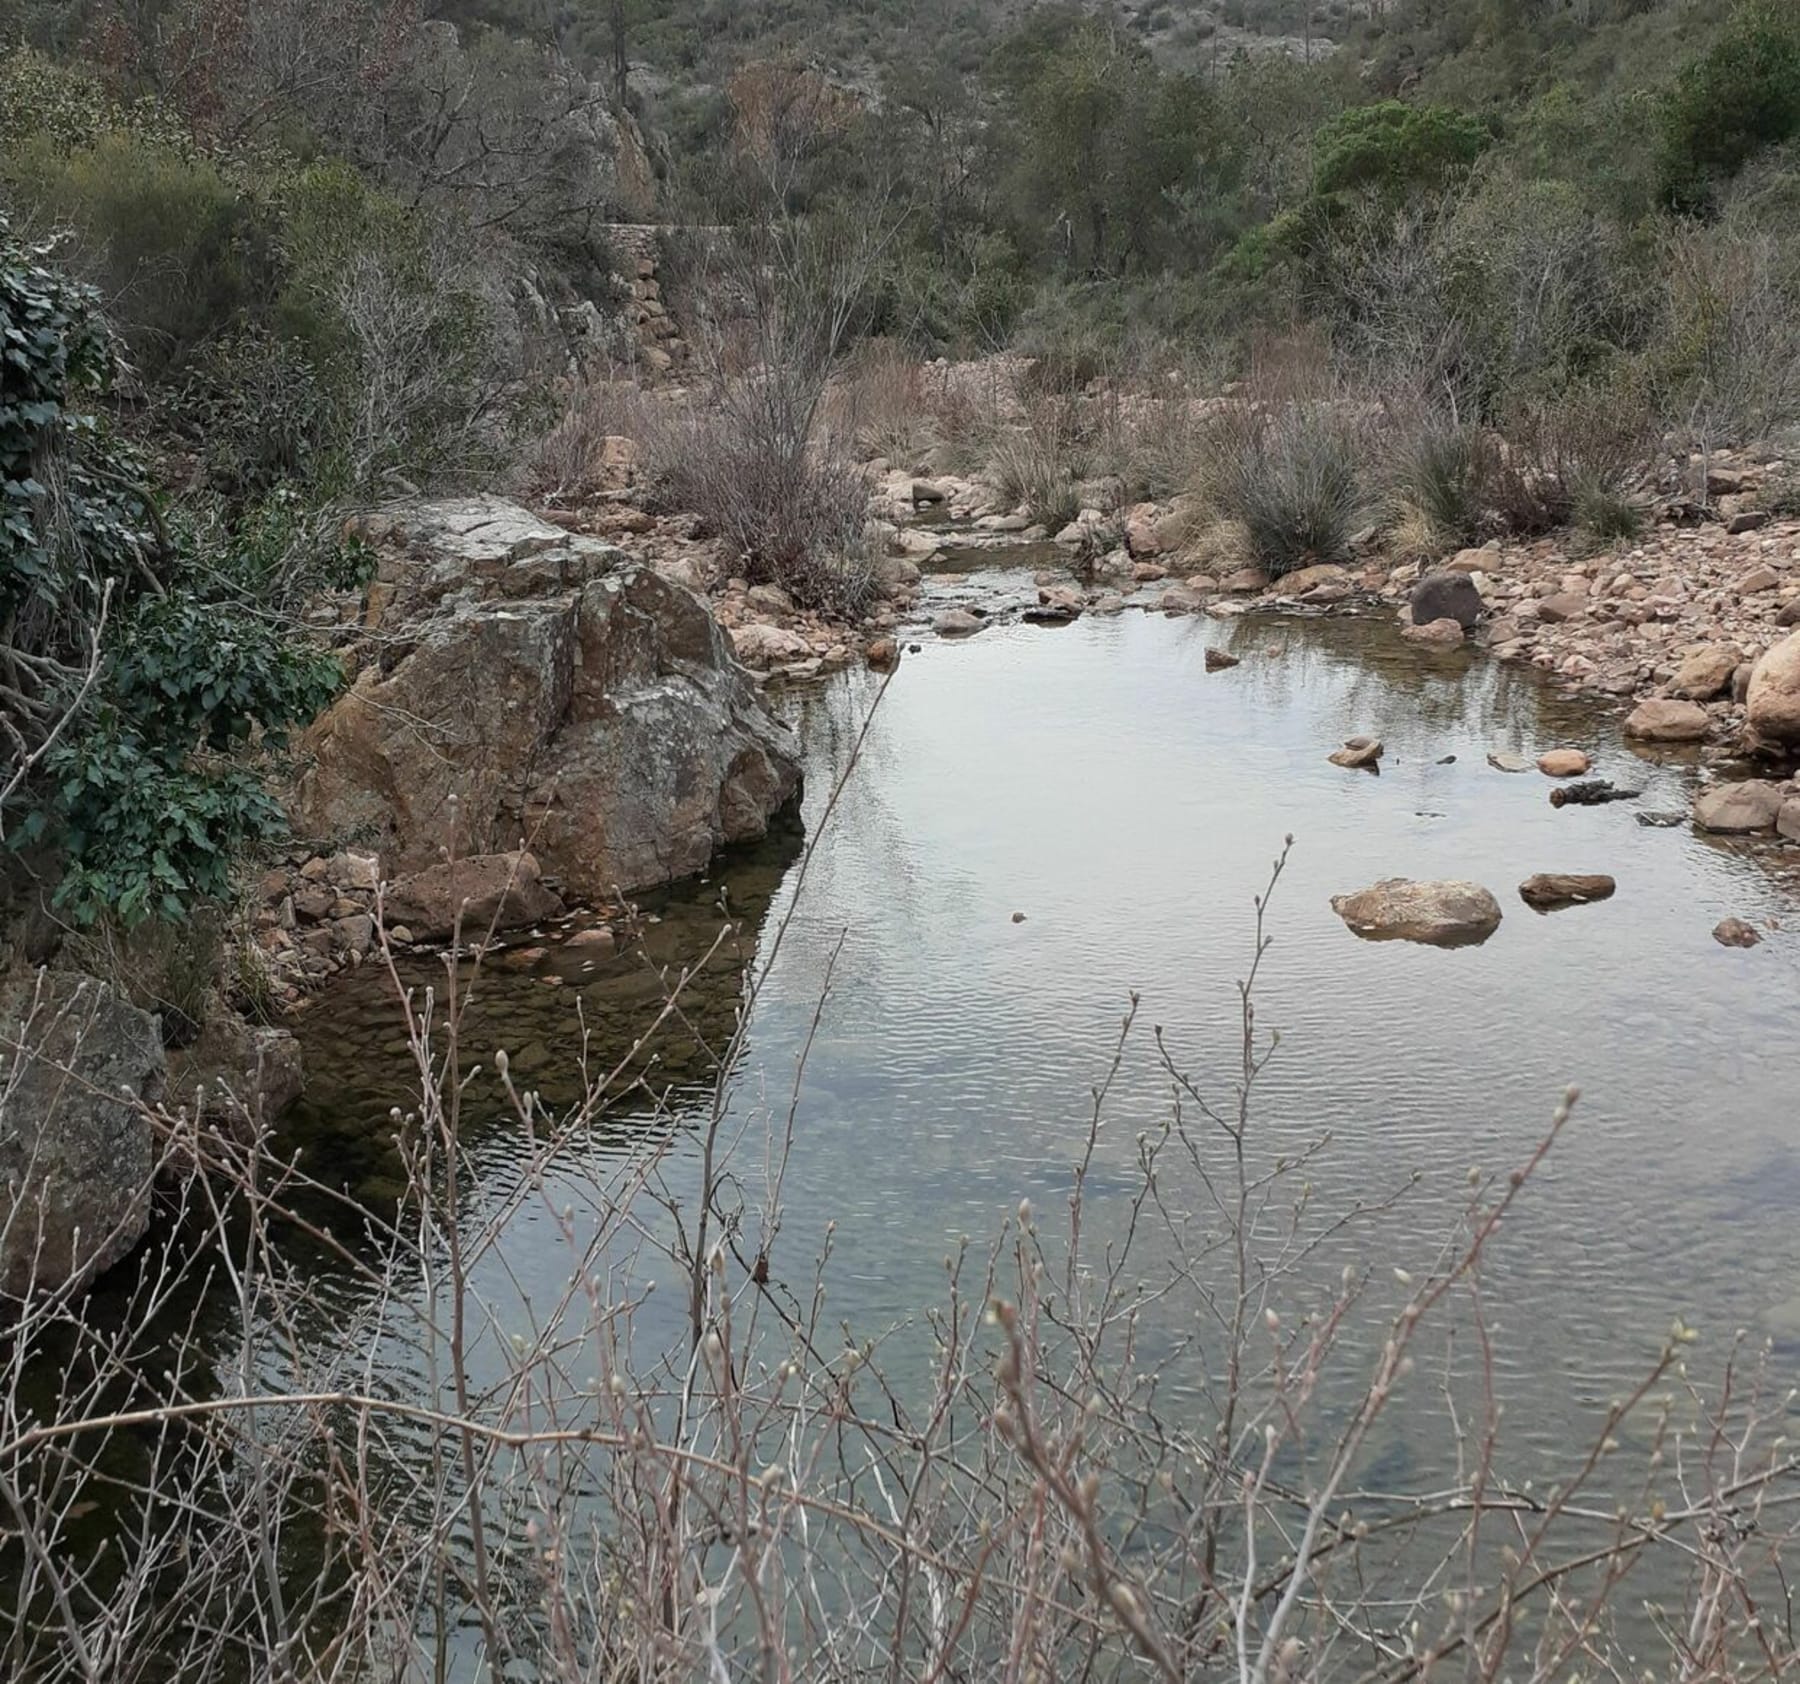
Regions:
[[1747, 631, 1800, 749], [1331, 880, 1503, 947], [295, 498, 800, 903], [0, 974, 162, 1294]]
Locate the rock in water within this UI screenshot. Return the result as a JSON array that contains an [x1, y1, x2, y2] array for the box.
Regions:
[[934, 608, 984, 636], [1404, 617, 1466, 649], [382, 850, 566, 942], [295, 498, 800, 903], [1693, 780, 1788, 834], [1537, 749, 1591, 778], [1329, 736, 1384, 770], [166, 1014, 304, 1141], [1550, 779, 1642, 808], [1714, 917, 1764, 949], [1519, 873, 1617, 911], [1410, 572, 1483, 631], [1487, 751, 1532, 774], [1747, 631, 1800, 749], [1330, 880, 1503, 947], [0, 975, 163, 1294], [1622, 698, 1711, 743], [731, 622, 814, 666], [1205, 648, 1241, 671]]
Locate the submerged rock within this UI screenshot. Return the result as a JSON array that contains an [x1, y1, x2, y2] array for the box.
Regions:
[[1550, 779, 1642, 808], [1519, 873, 1617, 911], [1331, 879, 1503, 947], [1713, 917, 1764, 949], [0, 974, 163, 1294], [934, 608, 985, 636], [1205, 648, 1241, 671], [296, 498, 800, 902], [1487, 751, 1532, 773]]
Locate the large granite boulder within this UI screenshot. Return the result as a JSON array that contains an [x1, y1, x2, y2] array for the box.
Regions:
[[0, 974, 163, 1295], [295, 498, 801, 900]]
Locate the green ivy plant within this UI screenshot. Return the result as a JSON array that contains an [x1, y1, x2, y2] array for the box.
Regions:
[[2, 218, 341, 926]]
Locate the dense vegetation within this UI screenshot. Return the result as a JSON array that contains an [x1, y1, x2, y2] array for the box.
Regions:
[[3, 0, 1799, 929]]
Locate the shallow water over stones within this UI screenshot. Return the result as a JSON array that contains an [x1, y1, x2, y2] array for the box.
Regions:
[[286, 606, 1800, 1481]]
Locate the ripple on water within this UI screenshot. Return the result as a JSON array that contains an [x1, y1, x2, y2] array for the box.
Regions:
[[287, 607, 1800, 1484]]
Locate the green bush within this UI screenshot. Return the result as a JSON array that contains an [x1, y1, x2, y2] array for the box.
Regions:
[[1, 222, 340, 927], [1, 129, 271, 379], [1312, 100, 1493, 206], [1659, 1, 1800, 211]]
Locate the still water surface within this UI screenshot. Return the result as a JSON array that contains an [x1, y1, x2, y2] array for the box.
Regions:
[[286, 605, 1800, 1486]]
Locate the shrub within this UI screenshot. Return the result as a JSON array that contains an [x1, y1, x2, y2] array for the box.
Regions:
[[0, 129, 271, 380], [641, 390, 875, 616], [1490, 376, 1658, 536], [836, 340, 935, 467], [1, 222, 339, 926], [1570, 477, 1648, 549], [523, 377, 647, 501], [276, 163, 513, 491], [1312, 100, 1493, 206], [1197, 399, 1370, 577], [1659, 1, 1800, 212], [986, 411, 1087, 530], [1383, 410, 1498, 553]]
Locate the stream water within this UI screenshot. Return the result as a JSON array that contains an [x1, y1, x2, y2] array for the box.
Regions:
[[284, 600, 1800, 1478], [33, 587, 1797, 1675]]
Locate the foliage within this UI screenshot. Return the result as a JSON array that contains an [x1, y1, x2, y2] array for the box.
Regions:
[[1, 222, 339, 926], [1312, 100, 1493, 205], [1, 128, 270, 380], [1659, 0, 1800, 212]]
